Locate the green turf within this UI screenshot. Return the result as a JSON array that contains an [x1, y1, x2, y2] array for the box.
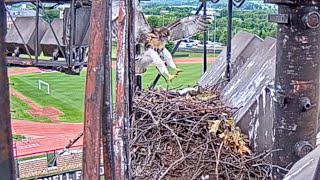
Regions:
[[12, 134, 26, 141], [174, 52, 216, 58], [10, 73, 87, 123], [10, 63, 208, 123], [10, 95, 52, 123], [18, 154, 46, 162], [141, 64, 204, 89]]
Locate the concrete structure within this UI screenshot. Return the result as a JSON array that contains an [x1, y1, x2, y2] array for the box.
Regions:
[[220, 37, 276, 153], [40, 18, 65, 58], [198, 31, 263, 91], [199, 32, 276, 152], [198, 32, 277, 153], [5, 16, 49, 56]]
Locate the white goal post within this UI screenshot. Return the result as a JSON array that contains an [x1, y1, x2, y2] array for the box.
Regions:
[[38, 80, 50, 94]]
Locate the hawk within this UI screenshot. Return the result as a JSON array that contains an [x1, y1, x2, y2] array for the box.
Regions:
[[112, 0, 210, 81]]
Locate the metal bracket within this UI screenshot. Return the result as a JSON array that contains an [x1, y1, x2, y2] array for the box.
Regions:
[[268, 14, 290, 24], [300, 97, 312, 111], [302, 11, 320, 29], [295, 141, 313, 158]]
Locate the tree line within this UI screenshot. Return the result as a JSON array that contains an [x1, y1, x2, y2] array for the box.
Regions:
[[37, 5, 277, 46], [145, 7, 277, 45]]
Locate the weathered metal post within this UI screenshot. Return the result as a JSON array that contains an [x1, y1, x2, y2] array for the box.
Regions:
[[101, 0, 114, 179], [265, 0, 320, 178], [135, 44, 142, 91], [127, 0, 135, 178], [135, 0, 141, 91], [226, 0, 233, 82], [203, 1, 207, 73], [114, 0, 129, 179], [82, 0, 113, 179], [128, 0, 135, 115], [0, 1, 16, 179], [67, 0, 75, 67]]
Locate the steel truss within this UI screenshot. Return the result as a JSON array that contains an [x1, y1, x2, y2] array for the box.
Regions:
[[4, 0, 89, 75]]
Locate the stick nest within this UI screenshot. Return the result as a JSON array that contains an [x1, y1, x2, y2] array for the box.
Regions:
[[129, 90, 272, 180]]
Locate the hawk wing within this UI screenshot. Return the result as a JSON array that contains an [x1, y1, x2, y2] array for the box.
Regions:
[[112, 0, 151, 43], [166, 15, 211, 41]]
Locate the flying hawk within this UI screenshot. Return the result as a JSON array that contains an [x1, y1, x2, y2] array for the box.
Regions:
[[112, 0, 210, 81]]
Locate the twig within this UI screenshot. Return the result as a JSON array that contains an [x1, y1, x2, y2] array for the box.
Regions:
[[215, 142, 223, 180]]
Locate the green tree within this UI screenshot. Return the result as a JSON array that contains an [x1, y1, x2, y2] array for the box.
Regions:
[[165, 41, 175, 52], [147, 15, 162, 28], [143, 6, 277, 44], [44, 9, 60, 23]]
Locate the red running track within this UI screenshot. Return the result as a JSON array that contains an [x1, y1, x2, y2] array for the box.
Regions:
[[12, 120, 83, 157]]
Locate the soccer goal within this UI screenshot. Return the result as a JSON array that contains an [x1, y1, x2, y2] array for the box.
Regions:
[[38, 80, 50, 94]]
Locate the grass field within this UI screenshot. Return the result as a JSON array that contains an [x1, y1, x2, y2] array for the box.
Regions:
[[12, 134, 26, 141], [10, 63, 207, 123], [10, 95, 51, 122]]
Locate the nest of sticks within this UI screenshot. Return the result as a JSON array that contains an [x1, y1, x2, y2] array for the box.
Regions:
[[129, 89, 273, 180]]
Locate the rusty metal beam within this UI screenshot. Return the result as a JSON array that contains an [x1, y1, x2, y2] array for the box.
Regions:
[[126, 0, 135, 179], [265, 1, 320, 178], [101, 0, 114, 179], [0, 1, 16, 179], [82, 0, 108, 179], [114, 0, 129, 179], [128, 0, 135, 114]]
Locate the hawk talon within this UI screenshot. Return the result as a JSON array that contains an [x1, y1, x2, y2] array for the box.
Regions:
[[168, 74, 176, 82], [174, 68, 183, 75]]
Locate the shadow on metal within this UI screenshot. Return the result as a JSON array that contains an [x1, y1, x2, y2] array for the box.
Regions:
[[283, 146, 320, 180], [220, 37, 276, 153], [198, 31, 263, 91]]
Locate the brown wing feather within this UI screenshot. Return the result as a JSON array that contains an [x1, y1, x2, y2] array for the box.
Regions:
[[166, 15, 211, 41], [111, 0, 151, 43]]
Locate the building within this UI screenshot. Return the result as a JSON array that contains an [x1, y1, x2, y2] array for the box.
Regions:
[[6, 4, 41, 30]]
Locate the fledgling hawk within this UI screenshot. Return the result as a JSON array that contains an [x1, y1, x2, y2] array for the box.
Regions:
[[112, 0, 210, 81]]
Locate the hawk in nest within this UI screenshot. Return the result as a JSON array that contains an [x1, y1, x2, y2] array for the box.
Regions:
[[112, 0, 210, 81]]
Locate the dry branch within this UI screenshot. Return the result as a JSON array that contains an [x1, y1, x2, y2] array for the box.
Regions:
[[129, 89, 272, 180]]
